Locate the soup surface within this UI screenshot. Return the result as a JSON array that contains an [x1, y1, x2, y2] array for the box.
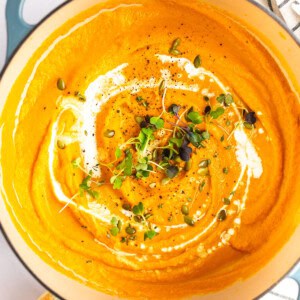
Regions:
[[1, 0, 300, 298]]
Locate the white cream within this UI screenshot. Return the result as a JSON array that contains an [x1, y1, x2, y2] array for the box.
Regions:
[[234, 129, 263, 179]]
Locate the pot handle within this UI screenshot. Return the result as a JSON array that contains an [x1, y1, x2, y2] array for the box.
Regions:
[[5, 0, 34, 61]]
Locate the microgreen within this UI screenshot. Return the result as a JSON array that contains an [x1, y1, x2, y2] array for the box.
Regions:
[[187, 111, 203, 124], [150, 117, 164, 129], [72, 157, 81, 168], [132, 202, 144, 215], [144, 230, 158, 241], [115, 147, 121, 159], [210, 107, 225, 119]]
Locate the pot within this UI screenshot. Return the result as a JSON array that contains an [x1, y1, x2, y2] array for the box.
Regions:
[[0, 0, 299, 299]]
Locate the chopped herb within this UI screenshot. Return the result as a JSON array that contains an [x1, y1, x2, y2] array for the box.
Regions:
[[136, 96, 143, 102], [193, 55, 201, 68], [220, 135, 225, 142], [224, 145, 232, 150]]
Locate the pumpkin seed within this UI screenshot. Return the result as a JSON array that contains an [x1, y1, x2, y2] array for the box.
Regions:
[[104, 129, 115, 138], [57, 78, 66, 90], [193, 55, 201, 68], [57, 140, 65, 149], [184, 216, 195, 226], [181, 205, 189, 216]]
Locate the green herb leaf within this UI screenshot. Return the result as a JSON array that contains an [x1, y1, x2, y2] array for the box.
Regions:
[[144, 230, 158, 241], [201, 131, 210, 140], [72, 157, 81, 168], [86, 190, 99, 199], [115, 147, 121, 159], [216, 94, 225, 104], [111, 176, 124, 189], [187, 111, 203, 124], [225, 94, 234, 105], [150, 117, 165, 129], [111, 217, 118, 226], [210, 107, 225, 119], [169, 137, 183, 148], [132, 202, 144, 215], [136, 96, 143, 102], [123, 150, 133, 176], [187, 132, 202, 148], [110, 227, 119, 237]]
